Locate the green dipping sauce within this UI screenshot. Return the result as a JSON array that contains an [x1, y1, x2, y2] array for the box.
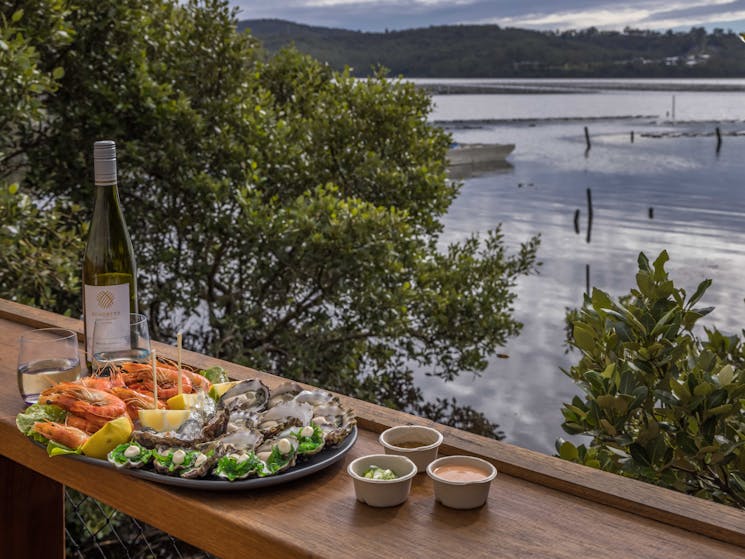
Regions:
[[363, 465, 397, 480]]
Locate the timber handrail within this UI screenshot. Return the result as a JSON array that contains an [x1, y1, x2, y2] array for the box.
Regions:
[[1, 297, 744, 556]]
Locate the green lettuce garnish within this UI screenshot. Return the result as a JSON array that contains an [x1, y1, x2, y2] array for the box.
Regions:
[[200, 366, 229, 384], [16, 404, 67, 444], [262, 444, 296, 476], [214, 453, 262, 481], [154, 449, 198, 472], [294, 424, 325, 454], [108, 441, 152, 466], [47, 440, 80, 457]]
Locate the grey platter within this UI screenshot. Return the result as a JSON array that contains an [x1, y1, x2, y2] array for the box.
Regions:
[[59, 426, 357, 491]]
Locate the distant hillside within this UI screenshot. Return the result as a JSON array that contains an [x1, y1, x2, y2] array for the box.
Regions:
[[238, 19, 745, 78]]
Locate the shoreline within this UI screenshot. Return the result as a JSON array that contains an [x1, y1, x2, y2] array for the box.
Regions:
[[415, 79, 745, 95]]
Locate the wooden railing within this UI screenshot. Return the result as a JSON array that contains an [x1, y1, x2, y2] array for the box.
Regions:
[[1, 298, 743, 558]]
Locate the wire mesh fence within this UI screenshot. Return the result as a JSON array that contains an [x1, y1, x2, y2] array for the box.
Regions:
[[65, 489, 215, 559]]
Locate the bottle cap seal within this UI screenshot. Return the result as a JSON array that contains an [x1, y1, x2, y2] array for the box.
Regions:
[[94, 140, 117, 185]]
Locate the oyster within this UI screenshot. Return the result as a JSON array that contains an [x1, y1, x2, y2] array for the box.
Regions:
[[206, 427, 263, 457], [152, 447, 215, 478], [220, 379, 270, 413], [281, 424, 325, 457], [266, 381, 304, 408], [255, 436, 299, 475], [132, 413, 207, 448], [225, 409, 258, 434], [107, 441, 152, 469], [293, 389, 338, 408], [213, 451, 264, 481], [256, 401, 313, 438], [312, 403, 356, 446]]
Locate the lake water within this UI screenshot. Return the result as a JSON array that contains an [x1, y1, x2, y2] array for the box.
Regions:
[[415, 78, 745, 454]]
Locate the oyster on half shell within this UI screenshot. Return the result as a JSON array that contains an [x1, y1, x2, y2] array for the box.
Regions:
[[220, 379, 270, 413], [256, 401, 313, 438], [312, 403, 356, 446]]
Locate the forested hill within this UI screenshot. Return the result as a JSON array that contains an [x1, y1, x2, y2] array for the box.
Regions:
[[237, 19, 745, 78]]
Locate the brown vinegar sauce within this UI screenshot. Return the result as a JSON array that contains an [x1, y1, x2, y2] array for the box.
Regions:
[[392, 440, 427, 448], [433, 464, 488, 482]]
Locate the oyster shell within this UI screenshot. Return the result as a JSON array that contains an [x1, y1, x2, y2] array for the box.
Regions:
[[256, 401, 313, 438], [132, 416, 206, 449], [152, 447, 216, 478], [220, 379, 270, 413], [213, 451, 264, 481], [225, 409, 259, 434], [280, 424, 325, 457], [293, 389, 338, 408], [255, 436, 299, 475], [107, 441, 152, 469], [206, 427, 264, 457], [312, 403, 356, 446], [266, 381, 304, 408]]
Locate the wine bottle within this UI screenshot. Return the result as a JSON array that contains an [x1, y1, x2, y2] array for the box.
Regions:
[[83, 140, 138, 361]]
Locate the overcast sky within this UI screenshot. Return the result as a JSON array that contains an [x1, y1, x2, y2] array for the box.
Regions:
[[231, 0, 745, 32]]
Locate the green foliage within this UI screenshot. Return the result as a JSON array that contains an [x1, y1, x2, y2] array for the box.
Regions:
[[242, 20, 745, 78], [0, 183, 85, 314], [1, 0, 538, 438], [560, 251, 745, 509]]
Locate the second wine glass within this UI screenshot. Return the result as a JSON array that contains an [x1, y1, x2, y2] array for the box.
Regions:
[[91, 313, 151, 372]]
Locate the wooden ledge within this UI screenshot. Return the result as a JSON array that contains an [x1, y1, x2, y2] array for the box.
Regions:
[[1, 298, 743, 549]]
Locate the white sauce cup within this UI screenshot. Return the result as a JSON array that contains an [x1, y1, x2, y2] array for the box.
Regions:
[[427, 455, 497, 509], [379, 425, 443, 473], [347, 454, 417, 507]]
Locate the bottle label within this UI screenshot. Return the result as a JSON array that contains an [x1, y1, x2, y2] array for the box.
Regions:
[[84, 283, 130, 358]]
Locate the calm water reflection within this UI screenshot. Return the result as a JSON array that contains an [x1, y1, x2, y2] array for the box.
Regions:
[[418, 83, 745, 454]]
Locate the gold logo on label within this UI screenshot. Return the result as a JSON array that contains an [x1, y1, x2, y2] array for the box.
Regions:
[[97, 290, 115, 309]]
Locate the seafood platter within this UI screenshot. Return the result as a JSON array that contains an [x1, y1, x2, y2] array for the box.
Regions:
[[16, 360, 357, 489]]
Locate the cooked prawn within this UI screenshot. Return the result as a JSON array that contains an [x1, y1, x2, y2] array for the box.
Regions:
[[39, 382, 127, 431], [109, 386, 165, 420], [33, 421, 90, 449], [120, 363, 193, 400], [79, 369, 125, 390]]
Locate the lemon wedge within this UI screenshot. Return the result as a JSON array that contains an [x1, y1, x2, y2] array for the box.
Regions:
[[80, 416, 133, 459], [208, 381, 239, 400], [137, 409, 191, 432], [166, 393, 199, 410]]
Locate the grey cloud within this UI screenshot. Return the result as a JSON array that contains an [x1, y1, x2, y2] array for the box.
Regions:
[[232, 0, 745, 31]]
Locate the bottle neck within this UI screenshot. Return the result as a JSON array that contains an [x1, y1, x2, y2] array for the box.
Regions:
[[90, 181, 125, 228]]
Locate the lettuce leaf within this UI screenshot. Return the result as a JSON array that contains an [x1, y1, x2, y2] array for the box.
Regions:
[[16, 404, 67, 443], [47, 441, 80, 457], [200, 366, 229, 384]]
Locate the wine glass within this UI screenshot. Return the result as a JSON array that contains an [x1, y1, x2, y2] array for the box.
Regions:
[[17, 328, 81, 405], [91, 313, 151, 373]]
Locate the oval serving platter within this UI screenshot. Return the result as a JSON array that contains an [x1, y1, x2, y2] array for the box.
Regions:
[[47, 426, 357, 491]]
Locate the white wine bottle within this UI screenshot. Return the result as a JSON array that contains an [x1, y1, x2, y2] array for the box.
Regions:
[[83, 140, 138, 361]]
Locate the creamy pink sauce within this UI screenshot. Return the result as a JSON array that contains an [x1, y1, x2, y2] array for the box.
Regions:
[[433, 464, 488, 482]]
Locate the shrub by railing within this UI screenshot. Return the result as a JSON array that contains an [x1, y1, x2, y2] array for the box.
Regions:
[[560, 250, 745, 509]]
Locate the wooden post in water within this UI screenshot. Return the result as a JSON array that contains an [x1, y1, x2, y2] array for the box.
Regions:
[[630, 131, 634, 143], [586, 188, 593, 244], [716, 127, 722, 153], [672, 95, 676, 124], [584, 127, 591, 150], [574, 209, 580, 234]]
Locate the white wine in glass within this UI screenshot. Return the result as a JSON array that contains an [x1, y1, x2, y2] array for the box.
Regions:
[[17, 328, 81, 405]]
